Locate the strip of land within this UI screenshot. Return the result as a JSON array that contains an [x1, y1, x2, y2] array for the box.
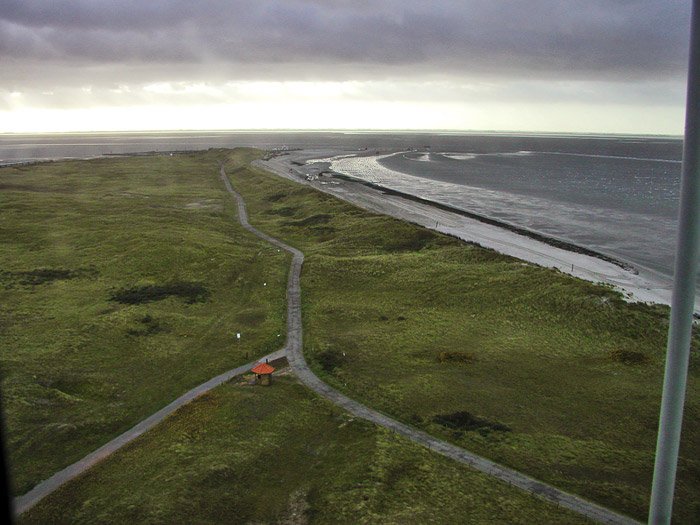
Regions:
[[222, 161, 640, 525], [6, 150, 698, 523], [13, 156, 641, 524], [256, 149, 694, 311], [239, 147, 696, 523]]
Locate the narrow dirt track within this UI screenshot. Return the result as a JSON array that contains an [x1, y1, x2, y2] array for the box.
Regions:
[[225, 163, 641, 525], [13, 161, 641, 524], [12, 349, 285, 516]]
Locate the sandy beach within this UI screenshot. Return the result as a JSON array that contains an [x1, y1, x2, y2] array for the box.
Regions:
[[255, 149, 698, 313]]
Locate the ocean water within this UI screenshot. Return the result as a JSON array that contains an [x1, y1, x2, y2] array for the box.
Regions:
[[308, 134, 685, 283], [0, 131, 685, 283]]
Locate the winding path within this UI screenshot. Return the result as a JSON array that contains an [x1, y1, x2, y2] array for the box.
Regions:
[[13, 161, 642, 524], [226, 163, 642, 525]]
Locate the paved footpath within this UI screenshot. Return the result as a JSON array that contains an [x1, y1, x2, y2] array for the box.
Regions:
[[13, 162, 643, 523], [236, 163, 643, 525], [13, 348, 285, 516]]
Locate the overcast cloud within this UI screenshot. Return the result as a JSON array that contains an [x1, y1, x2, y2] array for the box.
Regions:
[[2, 1, 692, 82], [0, 0, 693, 132]]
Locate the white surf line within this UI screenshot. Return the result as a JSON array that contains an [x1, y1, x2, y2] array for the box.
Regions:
[[441, 150, 680, 164], [537, 151, 682, 163]]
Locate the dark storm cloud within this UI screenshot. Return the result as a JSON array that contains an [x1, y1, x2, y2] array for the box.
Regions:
[[0, 0, 692, 88]]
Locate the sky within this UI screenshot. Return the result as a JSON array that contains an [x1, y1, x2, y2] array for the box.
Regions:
[[0, 0, 694, 134]]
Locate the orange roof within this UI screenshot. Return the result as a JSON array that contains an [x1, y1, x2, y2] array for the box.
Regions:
[[252, 363, 275, 374]]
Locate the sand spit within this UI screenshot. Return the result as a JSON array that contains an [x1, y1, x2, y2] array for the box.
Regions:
[[255, 149, 698, 313]]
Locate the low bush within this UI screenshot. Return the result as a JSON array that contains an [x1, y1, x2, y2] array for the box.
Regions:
[[1, 267, 94, 286], [109, 282, 210, 305], [264, 206, 298, 217], [126, 315, 162, 336], [608, 348, 649, 365], [316, 349, 345, 373], [438, 351, 476, 364], [288, 213, 332, 227], [433, 411, 510, 435]]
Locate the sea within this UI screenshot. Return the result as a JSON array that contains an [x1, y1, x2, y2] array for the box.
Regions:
[[0, 130, 686, 286]]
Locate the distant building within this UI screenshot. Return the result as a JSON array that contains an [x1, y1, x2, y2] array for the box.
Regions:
[[251, 363, 275, 386]]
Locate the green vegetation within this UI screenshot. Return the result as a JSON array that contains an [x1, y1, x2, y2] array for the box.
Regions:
[[109, 282, 211, 305], [0, 153, 290, 495], [607, 348, 650, 365], [19, 376, 585, 524], [4, 147, 700, 522], [432, 411, 511, 435], [220, 148, 700, 523], [437, 350, 477, 364]]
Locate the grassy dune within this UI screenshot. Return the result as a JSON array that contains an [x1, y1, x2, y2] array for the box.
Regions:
[[220, 149, 700, 523], [19, 375, 585, 524], [1, 153, 290, 495], [3, 150, 587, 523], [3, 148, 699, 522]]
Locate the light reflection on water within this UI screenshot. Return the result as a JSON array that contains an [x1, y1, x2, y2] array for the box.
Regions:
[[323, 150, 681, 281], [1, 131, 685, 284]]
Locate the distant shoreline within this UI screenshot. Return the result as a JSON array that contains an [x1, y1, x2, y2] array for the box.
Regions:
[[258, 149, 698, 311], [324, 170, 634, 272]]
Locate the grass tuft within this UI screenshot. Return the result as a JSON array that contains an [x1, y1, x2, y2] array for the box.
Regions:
[[608, 348, 650, 365], [433, 411, 511, 435], [315, 349, 346, 373], [437, 351, 476, 364]]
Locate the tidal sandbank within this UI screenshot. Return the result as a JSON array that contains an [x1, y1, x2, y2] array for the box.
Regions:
[[255, 149, 696, 312]]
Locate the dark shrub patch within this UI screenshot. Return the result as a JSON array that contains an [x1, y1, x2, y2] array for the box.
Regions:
[[235, 309, 266, 326], [608, 348, 649, 365], [408, 413, 424, 425], [438, 351, 476, 364], [311, 226, 336, 235], [1, 268, 88, 286], [433, 411, 510, 436], [387, 228, 436, 252], [316, 349, 345, 373], [288, 214, 332, 227], [264, 206, 298, 217], [127, 315, 162, 336], [265, 192, 288, 202], [109, 282, 210, 305], [19, 268, 75, 285]]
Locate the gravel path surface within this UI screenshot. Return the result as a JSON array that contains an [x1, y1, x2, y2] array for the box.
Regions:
[[227, 162, 641, 525], [13, 349, 285, 516], [13, 160, 642, 524]]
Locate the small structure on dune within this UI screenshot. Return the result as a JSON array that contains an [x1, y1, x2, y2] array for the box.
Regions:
[[251, 362, 275, 386]]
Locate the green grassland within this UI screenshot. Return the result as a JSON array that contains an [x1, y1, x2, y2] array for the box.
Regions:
[[0, 153, 290, 495], [3, 148, 699, 523], [219, 149, 700, 523], [19, 375, 586, 524]]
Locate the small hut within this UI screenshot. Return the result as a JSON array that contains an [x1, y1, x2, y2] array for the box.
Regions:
[[251, 363, 275, 386]]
